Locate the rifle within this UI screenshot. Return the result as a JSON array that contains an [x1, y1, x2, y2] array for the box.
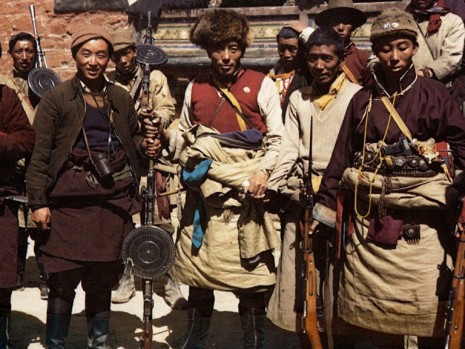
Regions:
[[445, 204, 465, 349], [301, 117, 324, 349]]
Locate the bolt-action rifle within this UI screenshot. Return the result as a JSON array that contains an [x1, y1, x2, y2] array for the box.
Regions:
[[301, 117, 324, 349], [445, 201, 465, 349]]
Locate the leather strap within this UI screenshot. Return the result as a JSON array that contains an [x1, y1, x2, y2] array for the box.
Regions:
[[212, 76, 252, 131], [340, 62, 359, 85], [380, 96, 413, 141]]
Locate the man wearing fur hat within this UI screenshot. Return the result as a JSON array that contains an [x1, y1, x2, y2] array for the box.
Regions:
[[106, 27, 188, 310], [27, 25, 157, 348], [405, 0, 465, 82], [152, 9, 283, 349], [314, 0, 370, 86], [310, 7, 465, 347]]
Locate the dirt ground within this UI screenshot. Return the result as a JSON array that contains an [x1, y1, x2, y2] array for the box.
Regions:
[[10, 244, 305, 349]]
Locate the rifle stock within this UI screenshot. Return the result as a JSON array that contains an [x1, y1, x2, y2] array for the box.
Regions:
[[302, 204, 324, 349], [445, 226, 465, 349]]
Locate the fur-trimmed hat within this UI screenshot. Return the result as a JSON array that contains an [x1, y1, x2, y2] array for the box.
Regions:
[[112, 27, 136, 52], [190, 9, 251, 50], [370, 8, 418, 43], [315, 0, 367, 29], [71, 25, 113, 58]]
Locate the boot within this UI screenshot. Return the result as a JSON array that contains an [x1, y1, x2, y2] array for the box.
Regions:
[[46, 297, 73, 349], [111, 272, 135, 304], [87, 311, 111, 349], [180, 308, 211, 349], [163, 272, 188, 310], [40, 281, 49, 300], [240, 308, 266, 349], [0, 310, 11, 349]]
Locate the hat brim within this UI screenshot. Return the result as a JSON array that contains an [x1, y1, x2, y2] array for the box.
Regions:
[[315, 7, 367, 29]]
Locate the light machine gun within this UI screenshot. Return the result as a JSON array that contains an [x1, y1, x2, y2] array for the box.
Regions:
[[121, 11, 172, 349], [28, 4, 62, 98], [301, 117, 325, 349]]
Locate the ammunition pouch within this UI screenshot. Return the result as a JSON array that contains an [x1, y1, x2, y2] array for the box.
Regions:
[[352, 152, 439, 177]]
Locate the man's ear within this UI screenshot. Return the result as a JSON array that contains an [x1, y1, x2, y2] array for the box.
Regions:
[[412, 43, 419, 57]]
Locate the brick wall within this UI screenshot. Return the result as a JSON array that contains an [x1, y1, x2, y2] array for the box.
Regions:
[[0, 0, 128, 80]]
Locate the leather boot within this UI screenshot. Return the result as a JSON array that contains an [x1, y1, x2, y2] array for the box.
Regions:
[[240, 308, 266, 349], [163, 272, 188, 310], [180, 308, 211, 349], [0, 310, 11, 349], [111, 272, 135, 304], [87, 311, 111, 349], [46, 297, 73, 349]]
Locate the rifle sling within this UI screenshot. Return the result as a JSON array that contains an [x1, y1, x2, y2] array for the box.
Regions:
[[212, 77, 254, 131]]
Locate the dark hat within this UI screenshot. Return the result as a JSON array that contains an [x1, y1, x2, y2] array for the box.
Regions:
[[370, 8, 418, 43], [315, 0, 367, 29], [190, 9, 252, 50], [112, 27, 136, 52], [71, 25, 113, 57]]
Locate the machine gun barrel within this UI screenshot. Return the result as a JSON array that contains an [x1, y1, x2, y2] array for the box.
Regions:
[[29, 4, 47, 68]]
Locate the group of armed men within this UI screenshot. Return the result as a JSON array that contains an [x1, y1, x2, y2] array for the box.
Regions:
[[1, 0, 465, 348]]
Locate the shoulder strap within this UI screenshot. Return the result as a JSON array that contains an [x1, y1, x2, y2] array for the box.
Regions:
[[212, 76, 253, 131], [130, 74, 143, 101], [380, 96, 413, 141]]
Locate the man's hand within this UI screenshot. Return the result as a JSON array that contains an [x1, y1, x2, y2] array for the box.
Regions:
[[243, 171, 269, 199], [139, 110, 166, 158], [142, 137, 164, 158], [32, 207, 51, 230], [284, 20, 308, 34], [139, 109, 163, 139], [308, 219, 320, 236]]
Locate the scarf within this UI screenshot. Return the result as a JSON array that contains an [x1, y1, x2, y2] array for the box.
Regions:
[[307, 72, 347, 111]]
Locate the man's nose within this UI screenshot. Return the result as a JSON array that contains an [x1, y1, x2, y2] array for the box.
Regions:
[[222, 50, 230, 61]]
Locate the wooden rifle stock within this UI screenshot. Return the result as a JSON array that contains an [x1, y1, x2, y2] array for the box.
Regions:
[[302, 199, 324, 349], [301, 117, 324, 348], [445, 225, 465, 349]]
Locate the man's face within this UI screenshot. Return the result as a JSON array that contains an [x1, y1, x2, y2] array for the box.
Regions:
[[329, 16, 354, 44], [411, 0, 435, 10], [113, 47, 137, 76], [277, 37, 299, 71], [306, 44, 341, 88], [10, 40, 36, 74], [374, 37, 418, 78], [75, 39, 110, 83], [208, 40, 243, 78]]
